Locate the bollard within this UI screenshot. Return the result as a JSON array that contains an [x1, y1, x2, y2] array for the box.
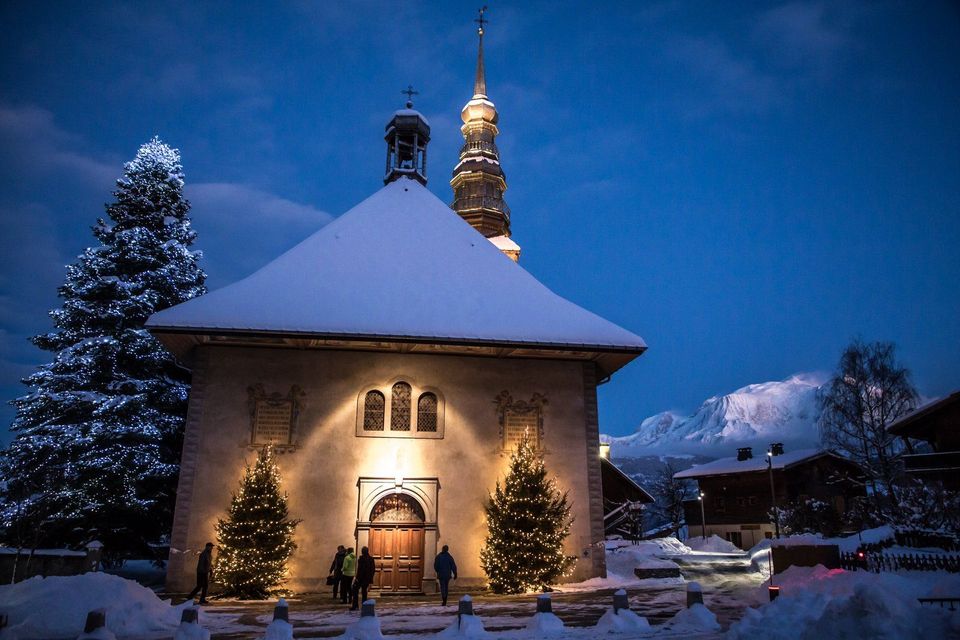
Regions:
[[180, 608, 199, 624], [536, 594, 552, 614], [361, 599, 376, 618], [613, 589, 629, 614], [686, 582, 703, 608], [458, 596, 473, 616], [83, 609, 106, 634], [273, 598, 289, 622], [768, 585, 780, 601]]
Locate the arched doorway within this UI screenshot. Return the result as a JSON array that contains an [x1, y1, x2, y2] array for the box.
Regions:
[[368, 493, 425, 592]]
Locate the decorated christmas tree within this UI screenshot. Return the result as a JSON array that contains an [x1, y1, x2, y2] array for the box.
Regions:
[[0, 138, 206, 557], [480, 431, 575, 593], [215, 447, 301, 599]]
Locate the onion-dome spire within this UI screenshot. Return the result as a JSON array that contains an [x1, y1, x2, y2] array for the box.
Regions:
[[450, 6, 515, 247]]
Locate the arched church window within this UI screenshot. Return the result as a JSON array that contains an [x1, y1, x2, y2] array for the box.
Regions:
[[391, 382, 411, 431], [370, 493, 425, 523], [363, 390, 385, 431], [417, 393, 438, 432]]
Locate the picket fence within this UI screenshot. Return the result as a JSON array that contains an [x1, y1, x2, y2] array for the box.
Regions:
[[840, 551, 960, 573]]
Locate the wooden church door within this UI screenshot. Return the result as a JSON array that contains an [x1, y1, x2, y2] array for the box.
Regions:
[[368, 494, 425, 593]]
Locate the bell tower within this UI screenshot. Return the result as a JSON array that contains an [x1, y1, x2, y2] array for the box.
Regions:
[[450, 8, 517, 259], [384, 85, 430, 186]]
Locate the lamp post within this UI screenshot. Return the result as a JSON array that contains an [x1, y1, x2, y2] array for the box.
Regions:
[[767, 449, 780, 539], [698, 491, 707, 540]]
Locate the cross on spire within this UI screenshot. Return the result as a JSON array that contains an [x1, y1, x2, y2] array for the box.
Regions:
[[475, 6, 488, 34], [401, 84, 419, 108]]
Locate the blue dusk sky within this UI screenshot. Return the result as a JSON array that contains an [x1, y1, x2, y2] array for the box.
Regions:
[[1, 1, 958, 442]]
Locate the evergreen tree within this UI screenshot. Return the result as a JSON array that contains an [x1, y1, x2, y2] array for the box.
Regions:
[[0, 138, 206, 558], [480, 432, 575, 593], [215, 447, 300, 599]]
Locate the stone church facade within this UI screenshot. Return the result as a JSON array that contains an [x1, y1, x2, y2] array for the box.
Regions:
[[150, 21, 646, 593]]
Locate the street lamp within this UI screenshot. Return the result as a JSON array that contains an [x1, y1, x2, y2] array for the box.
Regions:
[[698, 491, 707, 540], [767, 446, 781, 539]]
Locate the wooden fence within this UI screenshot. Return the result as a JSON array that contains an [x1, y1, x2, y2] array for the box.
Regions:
[[840, 551, 960, 573]]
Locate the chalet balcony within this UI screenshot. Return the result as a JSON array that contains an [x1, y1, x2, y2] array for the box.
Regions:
[[902, 451, 960, 474]]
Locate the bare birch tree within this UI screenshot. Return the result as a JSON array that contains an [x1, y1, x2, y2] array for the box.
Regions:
[[819, 339, 918, 517]]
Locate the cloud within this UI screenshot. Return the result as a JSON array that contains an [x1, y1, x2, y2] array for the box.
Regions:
[[0, 104, 117, 187], [664, 35, 784, 117], [186, 182, 333, 285], [753, 1, 853, 71]]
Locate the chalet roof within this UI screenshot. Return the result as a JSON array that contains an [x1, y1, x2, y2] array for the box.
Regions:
[[887, 390, 960, 440], [147, 178, 646, 370], [672, 448, 856, 480], [600, 457, 655, 504]]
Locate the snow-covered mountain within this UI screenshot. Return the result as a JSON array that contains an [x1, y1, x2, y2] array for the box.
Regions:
[[607, 373, 828, 458]]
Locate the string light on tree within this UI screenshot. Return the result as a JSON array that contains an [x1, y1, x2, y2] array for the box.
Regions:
[[215, 446, 301, 599], [480, 430, 575, 594]]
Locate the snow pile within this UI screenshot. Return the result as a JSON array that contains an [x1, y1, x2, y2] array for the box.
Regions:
[[594, 590, 651, 634], [264, 600, 293, 640], [77, 626, 117, 640], [749, 538, 773, 575], [665, 603, 720, 632], [562, 538, 687, 590], [264, 618, 293, 640], [525, 596, 564, 636], [339, 601, 384, 640], [686, 535, 742, 553], [0, 573, 183, 639], [174, 619, 210, 640], [729, 565, 960, 640], [438, 596, 488, 639]]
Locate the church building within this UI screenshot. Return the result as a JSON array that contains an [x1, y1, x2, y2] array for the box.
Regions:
[[149, 19, 647, 593]]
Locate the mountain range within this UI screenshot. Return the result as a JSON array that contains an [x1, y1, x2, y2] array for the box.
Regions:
[[605, 373, 828, 459]]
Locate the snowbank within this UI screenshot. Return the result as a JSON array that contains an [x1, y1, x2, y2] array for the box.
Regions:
[[665, 602, 720, 632], [0, 572, 184, 639], [594, 605, 651, 634], [686, 535, 742, 553], [729, 565, 960, 640], [524, 612, 564, 636], [560, 538, 686, 590]]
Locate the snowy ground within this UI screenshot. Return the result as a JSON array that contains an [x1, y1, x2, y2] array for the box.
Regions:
[[2, 534, 957, 639]]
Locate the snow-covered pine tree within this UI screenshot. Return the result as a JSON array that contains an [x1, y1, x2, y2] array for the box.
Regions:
[[0, 138, 206, 558], [480, 431, 575, 593], [215, 447, 300, 599]]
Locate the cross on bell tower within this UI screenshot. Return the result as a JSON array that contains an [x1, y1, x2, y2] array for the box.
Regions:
[[384, 85, 431, 186]]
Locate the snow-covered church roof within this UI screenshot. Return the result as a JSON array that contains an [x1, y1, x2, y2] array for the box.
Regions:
[[147, 178, 646, 372]]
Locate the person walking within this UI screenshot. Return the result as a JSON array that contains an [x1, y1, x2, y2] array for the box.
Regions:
[[187, 542, 215, 604], [329, 545, 346, 599], [340, 547, 357, 604], [351, 546, 376, 611], [433, 545, 457, 606]]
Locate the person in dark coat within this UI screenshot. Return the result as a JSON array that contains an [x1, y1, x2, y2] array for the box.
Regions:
[[329, 545, 346, 599], [433, 545, 457, 606], [351, 546, 376, 611], [188, 542, 215, 604]]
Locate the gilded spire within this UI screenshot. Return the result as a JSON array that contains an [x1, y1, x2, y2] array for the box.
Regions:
[[451, 6, 515, 249], [474, 6, 488, 98]]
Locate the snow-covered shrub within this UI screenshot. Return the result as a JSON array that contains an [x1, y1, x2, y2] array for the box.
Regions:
[[778, 498, 842, 537]]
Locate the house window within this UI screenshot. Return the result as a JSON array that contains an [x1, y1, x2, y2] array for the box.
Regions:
[[417, 393, 438, 432], [363, 391, 385, 431], [391, 382, 412, 431]]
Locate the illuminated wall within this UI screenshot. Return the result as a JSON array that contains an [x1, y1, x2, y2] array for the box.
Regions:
[[166, 344, 605, 593]]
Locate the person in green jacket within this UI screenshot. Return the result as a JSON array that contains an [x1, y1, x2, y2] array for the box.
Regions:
[[340, 547, 357, 604]]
